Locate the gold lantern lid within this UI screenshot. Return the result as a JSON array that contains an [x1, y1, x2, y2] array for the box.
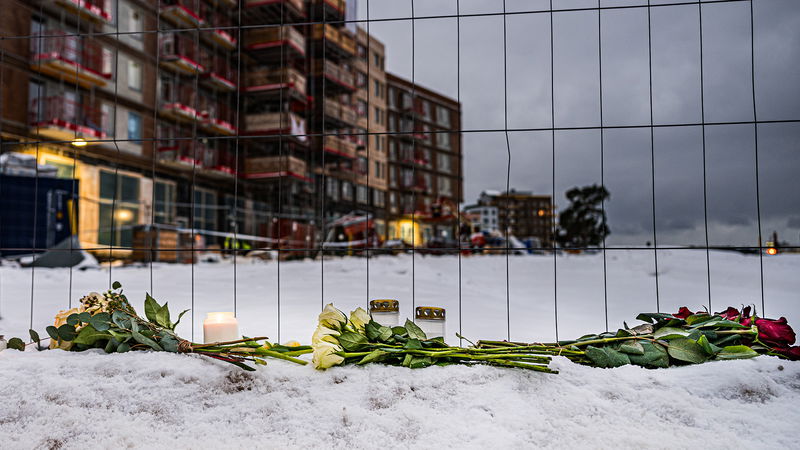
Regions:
[[370, 299, 399, 313], [415, 306, 446, 321]]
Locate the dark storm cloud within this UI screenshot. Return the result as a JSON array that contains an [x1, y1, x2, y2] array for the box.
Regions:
[[357, 0, 800, 245]]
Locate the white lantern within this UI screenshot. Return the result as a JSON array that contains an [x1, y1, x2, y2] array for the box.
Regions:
[[415, 307, 446, 340], [203, 312, 240, 344], [369, 299, 400, 327]]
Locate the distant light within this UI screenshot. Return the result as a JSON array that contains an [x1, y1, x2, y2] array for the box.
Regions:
[[766, 247, 778, 256], [115, 209, 134, 222], [538, 209, 546, 217], [71, 138, 88, 147]]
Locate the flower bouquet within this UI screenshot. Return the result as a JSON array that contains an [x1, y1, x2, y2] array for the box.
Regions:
[[36, 282, 311, 371], [478, 305, 799, 368], [311, 304, 577, 373]]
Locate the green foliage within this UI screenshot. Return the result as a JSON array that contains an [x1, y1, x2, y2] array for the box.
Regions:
[[72, 325, 113, 346], [556, 184, 610, 248], [404, 319, 427, 341], [6, 337, 25, 351], [338, 332, 369, 351], [666, 338, 709, 364]]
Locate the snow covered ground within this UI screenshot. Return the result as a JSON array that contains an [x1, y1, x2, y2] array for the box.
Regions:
[[0, 251, 798, 448], [1, 250, 798, 344], [1, 351, 799, 449]]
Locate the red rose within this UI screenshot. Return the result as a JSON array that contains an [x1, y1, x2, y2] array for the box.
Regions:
[[717, 307, 740, 321], [773, 346, 800, 361], [754, 317, 796, 348], [674, 307, 693, 319]]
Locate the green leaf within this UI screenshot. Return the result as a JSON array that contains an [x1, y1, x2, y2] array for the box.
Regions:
[[77, 312, 92, 324], [72, 325, 113, 346], [112, 281, 122, 290], [618, 340, 645, 355], [378, 326, 392, 342], [391, 326, 407, 336], [691, 318, 748, 330], [172, 309, 190, 330], [158, 333, 180, 353], [628, 341, 670, 368], [401, 353, 413, 367], [156, 302, 171, 329], [29, 329, 41, 345], [144, 293, 160, 324], [112, 311, 132, 329], [716, 345, 759, 360], [66, 313, 81, 326], [696, 335, 721, 356], [712, 334, 741, 347], [636, 312, 679, 323], [357, 350, 387, 365], [338, 331, 369, 352], [404, 339, 423, 350], [89, 312, 112, 332], [405, 319, 427, 341], [104, 338, 119, 353], [107, 329, 131, 342], [685, 314, 713, 326], [667, 338, 708, 364], [46, 326, 60, 341], [615, 328, 634, 338], [585, 346, 631, 368], [116, 342, 131, 353], [7, 337, 25, 351], [57, 324, 78, 341], [654, 327, 690, 340], [409, 356, 433, 369], [132, 330, 163, 351], [365, 321, 381, 341]]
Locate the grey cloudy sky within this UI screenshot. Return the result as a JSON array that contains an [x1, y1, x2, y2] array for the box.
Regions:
[[357, 0, 800, 246]]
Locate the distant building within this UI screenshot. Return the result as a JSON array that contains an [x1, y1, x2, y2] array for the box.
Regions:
[[463, 204, 499, 233], [477, 190, 554, 246]]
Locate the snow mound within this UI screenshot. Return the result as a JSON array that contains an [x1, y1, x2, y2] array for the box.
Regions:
[[1, 351, 798, 449]]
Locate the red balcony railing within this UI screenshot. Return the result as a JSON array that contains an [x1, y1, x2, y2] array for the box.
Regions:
[[160, 82, 201, 123], [160, 0, 206, 28], [54, 0, 112, 24], [201, 99, 237, 135], [159, 32, 207, 76], [202, 146, 236, 178], [158, 139, 206, 169], [204, 12, 236, 50], [202, 55, 237, 92], [30, 95, 107, 142], [30, 31, 111, 88]]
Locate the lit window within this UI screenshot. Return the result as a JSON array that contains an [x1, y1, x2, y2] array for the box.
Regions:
[[127, 111, 142, 143], [128, 60, 142, 91]]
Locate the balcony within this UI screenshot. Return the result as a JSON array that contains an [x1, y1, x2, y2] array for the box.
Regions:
[[244, 25, 305, 61], [319, 135, 357, 159], [30, 31, 111, 89], [54, 0, 112, 24], [201, 147, 236, 179], [244, 0, 305, 24], [159, 33, 207, 76], [160, 0, 206, 28], [29, 95, 107, 143], [202, 55, 237, 92], [322, 99, 357, 129], [309, 0, 346, 22], [243, 155, 309, 181], [203, 13, 236, 50], [245, 111, 306, 138], [158, 140, 205, 170], [312, 59, 355, 93], [244, 67, 306, 101], [201, 102, 237, 136], [311, 24, 355, 59], [160, 83, 201, 123]]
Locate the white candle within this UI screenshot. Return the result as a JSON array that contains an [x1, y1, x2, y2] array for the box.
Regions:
[[416, 307, 446, 341], [0, 336, 6, 352], [203, 312, 240, 344]]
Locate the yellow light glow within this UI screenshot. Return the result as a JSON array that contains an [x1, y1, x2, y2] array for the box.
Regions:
[[115, 209, 134, 222], [766, 248, 778, 256], [538, 209, 546, 217], [206, 312, 235, 322], [71, 138, 88, 147]]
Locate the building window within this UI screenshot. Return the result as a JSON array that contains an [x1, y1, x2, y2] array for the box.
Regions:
[[153, 180, 176, 225], [356, 185, 368, 204], [356, 100, 368, 118], [326, 178, 339, 201], [358, 44, 368, 61], [388, 87, 396, 108], [341, 182, 353, 201], [374, 52, 380, 67], [101, 102, 115, 137], [437, 152, 451, 173], [439, 176, 452, 196], [374, 80, 381, 97], [193, 187, 217, 232], [436, 105, 451, 127], [128, 60, 142, 91], [436, 131, 451, 150], [98, 171, 140, 247], [356, 71, 367, 88], [127, 112, 142, 142], [373, 189, 385, 207], [373, 106, 383, 125], [421, 101, 431, 121], [129, 8, 143, 40]]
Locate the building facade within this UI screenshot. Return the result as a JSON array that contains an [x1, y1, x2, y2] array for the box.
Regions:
[[0, 0, 461, 256], [463, 205, 499, 234], [477, 190, 554, 246], [385, 73, 463, 243]]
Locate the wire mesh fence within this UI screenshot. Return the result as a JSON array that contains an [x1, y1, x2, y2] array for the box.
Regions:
[[0, 0, 798, 346]]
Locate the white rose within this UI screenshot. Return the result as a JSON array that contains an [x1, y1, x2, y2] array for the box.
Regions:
[[312, 341, 344, 370], [312, 325, 341, 346], [318, 304, 347, 330], [349, 307, 371, 333]]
